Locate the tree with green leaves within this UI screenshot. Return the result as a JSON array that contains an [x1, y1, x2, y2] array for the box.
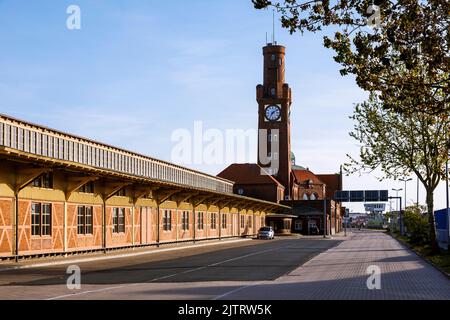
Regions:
[[252, 0, 449, 115], [346, 93, 449, 251], [403, 204, 430, 245]]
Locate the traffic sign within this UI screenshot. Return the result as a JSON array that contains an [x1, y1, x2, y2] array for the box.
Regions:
[[333, 190, 389, 202]]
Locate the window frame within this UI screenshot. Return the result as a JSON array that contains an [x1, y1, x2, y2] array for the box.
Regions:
[[31, 172, 53, 189], [77, 205, 94, 235], [221, 214, 227, 229], [31, 202, 52, 237], [113, 207, 126, 234], [79, 181, 94, 193], [163, 210, 172, 231], [182, 211, 189, 231], [210, 213, 217, 230], [197, 211, 204, 230]]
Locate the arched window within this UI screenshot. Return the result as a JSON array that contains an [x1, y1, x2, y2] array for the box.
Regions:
[[303, 193, 309, 200], [310, 193, 318, 200]]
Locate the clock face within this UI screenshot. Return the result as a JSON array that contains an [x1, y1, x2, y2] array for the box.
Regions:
[[265, 105, 281, 121]]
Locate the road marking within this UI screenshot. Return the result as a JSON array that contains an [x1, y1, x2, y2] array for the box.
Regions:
[[211, 283, 258, 300], [0, 238, 252, 272], [46, 283, 141, 300], [46, 246, 279, 300], [147, 246, 280, 278]]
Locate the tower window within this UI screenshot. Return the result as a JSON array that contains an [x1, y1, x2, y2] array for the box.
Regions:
[[271, 54, 276, 61], [270, 88, 276, 96], [268, 133, 278, 142]]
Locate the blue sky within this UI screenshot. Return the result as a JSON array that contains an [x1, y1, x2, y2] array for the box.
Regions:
[[0, 0, 447, 212]]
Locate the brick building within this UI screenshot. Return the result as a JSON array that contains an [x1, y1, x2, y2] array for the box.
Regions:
[[0, 114, 288, 260], [218, 42, 345, 235], [0, 42, 345, 261]]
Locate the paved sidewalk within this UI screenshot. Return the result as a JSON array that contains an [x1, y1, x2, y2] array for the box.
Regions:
[[1, 230, 448, 299], [221, 230, 450, 300]]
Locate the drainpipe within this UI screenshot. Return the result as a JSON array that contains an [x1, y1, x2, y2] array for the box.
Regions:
[[63, 200, 67, 255], [139, 207, 143, 245], [192, 204, 196, 244], [205, 209, 208, 240], [102, 199, 106, 253], [253, 211, 256, 236], [13, 181, 29, 262], [323, 198, 327, 238], [218, 208, 222, 240], [233, 212, 236, 237], [156, 202, 160, 247], [175, 206, 179, 243], [131, 206, 135, 248], [237, 210, 240, 237], [14, 191, 19, 262]]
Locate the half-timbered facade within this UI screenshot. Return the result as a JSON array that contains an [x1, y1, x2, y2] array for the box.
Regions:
[[0, 114, 289, 260]]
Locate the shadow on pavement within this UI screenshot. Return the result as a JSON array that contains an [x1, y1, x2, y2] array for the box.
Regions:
[[0, 238, 342, 287]]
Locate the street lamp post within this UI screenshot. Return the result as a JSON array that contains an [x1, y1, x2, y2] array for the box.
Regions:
[[446, 158, 449, 249], [389, 200, 394, 234], [389, 196, 403, 235], [400, 177, 413, 210], [446, 140, 449, 250], [323, 198, 327, 239], [392, 188, 403, 210], [392, 188, 403, 234], [416, 176, 420, 206]]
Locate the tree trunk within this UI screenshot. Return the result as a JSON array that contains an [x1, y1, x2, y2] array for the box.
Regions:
[[425, 189, 439, 253]]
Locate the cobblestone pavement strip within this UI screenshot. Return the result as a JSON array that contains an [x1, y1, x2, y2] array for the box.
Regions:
[[222, 230, 450, 300]]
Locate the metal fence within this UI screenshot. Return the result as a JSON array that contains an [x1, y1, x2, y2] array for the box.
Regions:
[[0, 117, 233, 194]]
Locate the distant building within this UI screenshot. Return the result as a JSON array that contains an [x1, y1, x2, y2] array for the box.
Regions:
[[364, 203, 386, 213]]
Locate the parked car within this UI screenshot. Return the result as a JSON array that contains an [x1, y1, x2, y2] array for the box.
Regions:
[[257, 226, 274, 239]]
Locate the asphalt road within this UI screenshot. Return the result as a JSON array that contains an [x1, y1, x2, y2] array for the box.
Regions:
[[0, 237, 341, 299]]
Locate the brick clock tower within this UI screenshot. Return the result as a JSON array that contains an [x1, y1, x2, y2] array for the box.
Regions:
[[256, 43, 292, 199]]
